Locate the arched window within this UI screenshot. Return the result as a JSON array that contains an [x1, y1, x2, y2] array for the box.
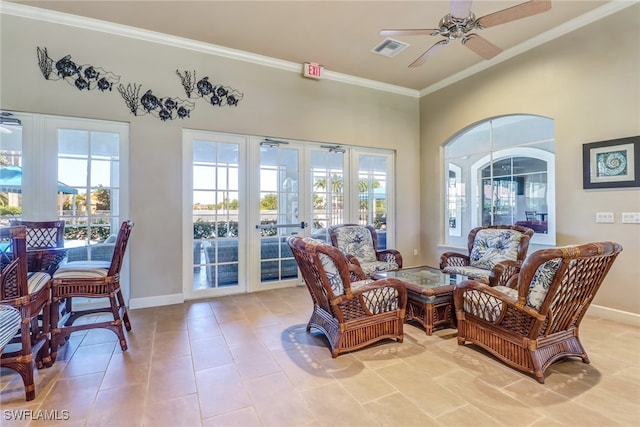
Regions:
[[444, 115, 555, 246]]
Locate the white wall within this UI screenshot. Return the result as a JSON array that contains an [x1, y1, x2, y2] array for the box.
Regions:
[[0, 12, 421, 301], [420, 5, 640, 317]]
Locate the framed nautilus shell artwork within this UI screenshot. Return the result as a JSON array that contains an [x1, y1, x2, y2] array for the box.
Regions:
[[583, 136, 639, 189]]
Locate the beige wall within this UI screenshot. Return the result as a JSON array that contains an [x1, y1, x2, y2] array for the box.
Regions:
[[420, 5, 640, 315], [0, 14, 421, 300]]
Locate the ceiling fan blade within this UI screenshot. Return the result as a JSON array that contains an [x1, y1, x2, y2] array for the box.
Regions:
[[462, 34, 502, 59], [409, 40, 449, 68], [477, 0, 551, 28], [450, 0, 473, 19], [380, 29, 440, 37]]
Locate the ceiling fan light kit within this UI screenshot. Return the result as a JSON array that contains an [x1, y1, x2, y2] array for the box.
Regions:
[[379, 0, 552, 67]]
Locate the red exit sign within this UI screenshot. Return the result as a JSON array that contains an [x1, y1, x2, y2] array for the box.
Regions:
[[303, 62, 323, 79]]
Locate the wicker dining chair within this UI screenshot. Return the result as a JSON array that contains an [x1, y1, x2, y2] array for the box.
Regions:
[[454, 241, 622, 383], [288, 236, 407, 358], [328, 224, 403, 276], [50, 221, 133, 363], [440, 224, 534, 284], [0, 226, 52, 401], [9, 220, 66, 275]]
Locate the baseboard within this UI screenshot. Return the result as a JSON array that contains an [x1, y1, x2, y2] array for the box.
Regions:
[[587, 304, 640, 326], [129, 293, 184, 310]]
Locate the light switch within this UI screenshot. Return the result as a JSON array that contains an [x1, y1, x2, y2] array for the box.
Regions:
[[621, 212, 640, 224], [595, 212, 614, 223]]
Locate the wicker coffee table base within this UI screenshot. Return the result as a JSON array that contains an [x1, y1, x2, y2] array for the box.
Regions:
[[406, 293, 456, 335]]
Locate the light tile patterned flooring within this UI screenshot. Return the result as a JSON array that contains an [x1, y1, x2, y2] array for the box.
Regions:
[[1, 286, 639, 426]]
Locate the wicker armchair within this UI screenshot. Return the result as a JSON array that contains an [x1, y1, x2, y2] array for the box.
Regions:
[[0, 226, 52, 401], [288, 236, 407, 357], [454, 241, 622, 383], [440, 225, 534, 284], [50, 221, 133, 363], [328, 224, 402, 276]]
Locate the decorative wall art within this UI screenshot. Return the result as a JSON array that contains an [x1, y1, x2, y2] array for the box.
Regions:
[[36, 47, 245, 122], [117, 83, 195, 121], [176, 70, 244, 107], [36, 47, 120, 91], [582, 136, 640, 189]]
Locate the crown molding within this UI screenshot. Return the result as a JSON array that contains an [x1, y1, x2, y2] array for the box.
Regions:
[[0, 1, 420, 98], [420, 0, 638, 97]]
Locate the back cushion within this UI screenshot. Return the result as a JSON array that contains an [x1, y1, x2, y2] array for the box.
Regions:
[[469, 229, 524, 270], [334, 226, 377, 263], [302, 238, 344, 295], [527, 258, 562, 310]]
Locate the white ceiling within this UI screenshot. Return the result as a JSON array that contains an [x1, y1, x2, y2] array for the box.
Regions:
[[5, 1, 630, 93]]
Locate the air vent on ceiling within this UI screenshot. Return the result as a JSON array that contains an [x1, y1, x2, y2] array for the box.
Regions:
[[371, 38, 409, 57]]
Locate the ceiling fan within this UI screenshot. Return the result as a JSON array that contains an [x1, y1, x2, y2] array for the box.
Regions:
[[380, 0, 551, 67]]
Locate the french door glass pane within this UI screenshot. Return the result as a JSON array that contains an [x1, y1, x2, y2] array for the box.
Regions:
[[358, 154, 388, 249], [0, 119, 23, 225], [58, 129, 120, 248], [310, 149, 344, 241], [193, 140, 240, 289], [259, 145, 298, 282]]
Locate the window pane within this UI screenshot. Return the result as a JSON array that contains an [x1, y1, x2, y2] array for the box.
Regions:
[[0, 121, 24, 225]]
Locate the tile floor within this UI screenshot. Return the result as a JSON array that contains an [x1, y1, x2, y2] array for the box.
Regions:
[[1, 286, 639, 426]]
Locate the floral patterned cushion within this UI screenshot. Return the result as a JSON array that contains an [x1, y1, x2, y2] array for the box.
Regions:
[[359, 260, 399, 276], [333, 226, 377, 263], [527, 258, 562, 310], [301, 237, 344, 295], [441, 265, 491, 283], [469, 229, 524, 270]]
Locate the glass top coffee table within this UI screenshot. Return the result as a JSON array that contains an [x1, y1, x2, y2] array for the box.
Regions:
[[373, 266, 467, 335]]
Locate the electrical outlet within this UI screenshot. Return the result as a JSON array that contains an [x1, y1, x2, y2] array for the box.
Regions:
[[595, 212, 614, 223], [621, 212, 640, 224], [413, 248, 418, 256]]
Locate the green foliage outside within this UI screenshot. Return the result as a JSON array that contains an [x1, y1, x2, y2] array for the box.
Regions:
[[0, 206, 22, 216]]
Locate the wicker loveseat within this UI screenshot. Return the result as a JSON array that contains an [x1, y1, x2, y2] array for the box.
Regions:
[[454, 241, 622, 383], [204, 237, 298, 286]]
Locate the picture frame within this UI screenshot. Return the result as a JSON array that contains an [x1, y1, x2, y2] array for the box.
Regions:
[[582, 136, 640, 189]]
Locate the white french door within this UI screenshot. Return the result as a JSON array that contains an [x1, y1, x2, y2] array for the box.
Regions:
[[183, 130, 247, 299], [184, 131, 394, 298]]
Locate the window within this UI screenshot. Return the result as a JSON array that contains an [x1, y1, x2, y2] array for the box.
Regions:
[[444, 115, 555, 246], [0, 111, 130, 292]]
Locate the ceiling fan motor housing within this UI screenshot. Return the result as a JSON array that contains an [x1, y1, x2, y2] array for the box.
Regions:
[[438, 13, 477, 40]]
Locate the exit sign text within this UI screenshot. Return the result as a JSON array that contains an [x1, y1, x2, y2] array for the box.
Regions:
[[303, 62, 323, 79]]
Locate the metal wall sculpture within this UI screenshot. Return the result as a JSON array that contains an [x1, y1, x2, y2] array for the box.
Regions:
[[37, 47, 120, 91], [177, 70, 244, 107], [36, 48, 245, 122], [117, 83, 195, 121]]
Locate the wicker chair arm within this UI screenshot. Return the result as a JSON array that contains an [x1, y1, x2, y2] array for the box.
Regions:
[[488, 259, 522, 287], [376, 249, 403, 269], [345, 255, 366, 281], [439, 252, 470, 269]]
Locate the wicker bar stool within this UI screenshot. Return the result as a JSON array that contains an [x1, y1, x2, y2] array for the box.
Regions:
[[50, 221, 133, 363]]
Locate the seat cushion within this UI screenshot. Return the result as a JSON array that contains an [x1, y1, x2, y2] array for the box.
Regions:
[[54, 260, 111, 279], [469, 229, 524, 270], [27, 271, 51, 293], [333, 226, 377, 263], [442, 265, 491, 283], [359, 260, 399, 276]]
